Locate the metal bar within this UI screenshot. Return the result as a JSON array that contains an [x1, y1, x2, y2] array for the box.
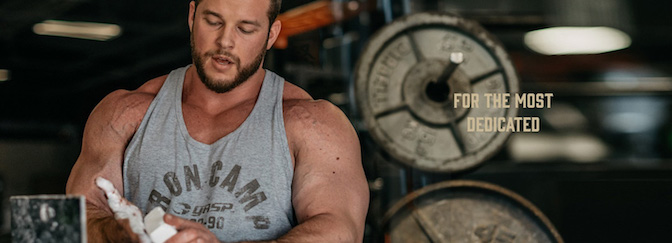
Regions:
[[381, 0, 393, 23]]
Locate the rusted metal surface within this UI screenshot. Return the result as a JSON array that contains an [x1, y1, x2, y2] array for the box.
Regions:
[[382, 180, 563, 243], [354, 12, 519, 173], [273, 0, 370, 49]]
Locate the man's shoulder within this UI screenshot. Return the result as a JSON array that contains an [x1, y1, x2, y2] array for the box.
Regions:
[[281, 81, 355, 142], [136, 74, 169, 94], [99, 74, 167, 115], [87, 74, 169, 136], [281, 81, 343, 124]]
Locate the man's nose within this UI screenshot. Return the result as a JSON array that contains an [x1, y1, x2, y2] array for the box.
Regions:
[[216, 26, 235, 49]]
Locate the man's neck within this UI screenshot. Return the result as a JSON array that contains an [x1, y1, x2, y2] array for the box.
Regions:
[[182, 66, 266, 115]]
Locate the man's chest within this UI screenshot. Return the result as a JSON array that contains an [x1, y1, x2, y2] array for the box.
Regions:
[[181, 102, 255, 144]]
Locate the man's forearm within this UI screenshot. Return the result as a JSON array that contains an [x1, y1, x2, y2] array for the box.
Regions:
[[243, 213, 361, 243], [86, 204, 137, 242]]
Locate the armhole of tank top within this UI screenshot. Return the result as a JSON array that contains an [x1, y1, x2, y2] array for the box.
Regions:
[[272, 72, 298, 226], [274, 74, 295, 188], [123, 68, 181, 172]]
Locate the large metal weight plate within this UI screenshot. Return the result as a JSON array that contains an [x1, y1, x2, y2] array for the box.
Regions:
[[355, 12, 519, 173], [382, 180, 563, 243]]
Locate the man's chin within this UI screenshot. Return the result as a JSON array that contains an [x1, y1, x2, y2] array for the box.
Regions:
[[202, 68, 239, 82], [201, 71, 247, 93], [203, 79, 238, 93], [206, 74, 236, 84]]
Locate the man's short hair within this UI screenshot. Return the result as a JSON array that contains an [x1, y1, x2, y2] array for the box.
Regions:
[[193, 0, 282, 26]]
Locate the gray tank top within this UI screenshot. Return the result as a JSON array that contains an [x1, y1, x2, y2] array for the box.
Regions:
[[123, 66, 295, 242]]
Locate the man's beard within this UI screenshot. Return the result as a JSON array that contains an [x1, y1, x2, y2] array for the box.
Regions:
[[190, 34, 267, 93]]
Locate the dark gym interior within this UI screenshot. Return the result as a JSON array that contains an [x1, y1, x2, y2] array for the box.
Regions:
[[1, 0, 671, 242]]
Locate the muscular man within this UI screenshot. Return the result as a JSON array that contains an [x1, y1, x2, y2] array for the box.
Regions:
[[65, 0, 369, 241]]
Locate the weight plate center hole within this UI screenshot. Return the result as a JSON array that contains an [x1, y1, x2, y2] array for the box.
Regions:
[[425, 79, 451, 103]]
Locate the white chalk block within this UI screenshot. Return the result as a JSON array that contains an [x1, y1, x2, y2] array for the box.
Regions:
[[144, 207, 177, 243]]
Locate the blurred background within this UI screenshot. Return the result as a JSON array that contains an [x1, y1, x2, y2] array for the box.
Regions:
[[1, 0, 671, 242]]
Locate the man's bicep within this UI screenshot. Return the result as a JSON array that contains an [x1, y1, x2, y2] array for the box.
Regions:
[[66, 90, 148, 211], [291, 157, 367, 220], [289, 102, 369, 227]]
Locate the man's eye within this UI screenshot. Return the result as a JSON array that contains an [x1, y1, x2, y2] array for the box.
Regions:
[[239, 27, 253, 34], [206, 19, 221, 26]]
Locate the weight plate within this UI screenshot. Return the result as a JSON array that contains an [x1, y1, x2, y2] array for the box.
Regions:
[[382, 180, 563, 243], [354, 12, 519, 173]]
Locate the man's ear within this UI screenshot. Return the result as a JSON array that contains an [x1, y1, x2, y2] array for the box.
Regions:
[[266, 20, 282, 50], [188, 1, 196, 33]]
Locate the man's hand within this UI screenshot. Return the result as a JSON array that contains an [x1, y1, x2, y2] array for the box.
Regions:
[[164, 214, 220, 243], [117, 218, 142, 243], [96, 177, 152, 243]]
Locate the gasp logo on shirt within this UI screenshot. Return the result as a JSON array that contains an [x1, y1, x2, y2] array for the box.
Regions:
[[145, 161, 272, 230]]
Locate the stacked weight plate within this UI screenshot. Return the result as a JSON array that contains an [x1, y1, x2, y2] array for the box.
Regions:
[[354, 12, 563, 242]]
